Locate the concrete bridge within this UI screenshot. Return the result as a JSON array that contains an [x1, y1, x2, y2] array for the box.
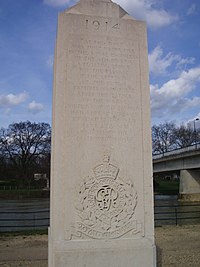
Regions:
[[153, 144, 200, 201]]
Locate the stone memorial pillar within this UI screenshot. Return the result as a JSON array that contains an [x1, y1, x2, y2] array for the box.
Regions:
[[49, 0, 156, 266]]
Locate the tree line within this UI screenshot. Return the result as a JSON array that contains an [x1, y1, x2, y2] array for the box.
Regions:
[[152, 121, 200, 154], [0, 120, 199, 186], [0, 121, 51, 187]]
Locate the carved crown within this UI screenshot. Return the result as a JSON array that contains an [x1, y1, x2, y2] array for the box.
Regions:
[[93, 155, 119, 180]]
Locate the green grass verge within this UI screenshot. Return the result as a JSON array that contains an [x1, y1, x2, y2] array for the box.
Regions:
[[0, 229, 48, 237], [0, 189, 50, 199], [154, 179, 179, 195]]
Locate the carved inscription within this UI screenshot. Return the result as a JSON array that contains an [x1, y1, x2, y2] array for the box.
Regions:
[[85, 19, 120, 31], [69, 156, 139, 239], [66, 21, 140, 143]]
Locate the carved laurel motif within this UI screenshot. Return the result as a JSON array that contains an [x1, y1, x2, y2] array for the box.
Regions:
[[74, 156, 138, 239]]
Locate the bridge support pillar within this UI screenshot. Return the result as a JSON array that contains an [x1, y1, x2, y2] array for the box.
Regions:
[[179, 170, 200, 201]]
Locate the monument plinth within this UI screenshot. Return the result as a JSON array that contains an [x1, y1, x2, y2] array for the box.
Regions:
[[49, 0, 156, 266]]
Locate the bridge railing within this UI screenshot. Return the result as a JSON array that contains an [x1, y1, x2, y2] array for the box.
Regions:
[[153, 143, 200, 160], [0, 204, 200, 231]]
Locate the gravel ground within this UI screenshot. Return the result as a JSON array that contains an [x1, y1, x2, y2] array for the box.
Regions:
[[156, 225, 200, 267], [0, 225, 199, 267]]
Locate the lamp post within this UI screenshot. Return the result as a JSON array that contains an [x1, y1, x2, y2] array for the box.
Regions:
[[194, 118, 199, 149]]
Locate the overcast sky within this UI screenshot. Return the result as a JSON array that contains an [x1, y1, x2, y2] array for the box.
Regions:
[[0, 0, 200, 128]]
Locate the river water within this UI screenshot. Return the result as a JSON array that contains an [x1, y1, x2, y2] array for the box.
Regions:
[[0, 196, 200, 231], [154, 195, 200, 226], [0, 198, 49, 232]]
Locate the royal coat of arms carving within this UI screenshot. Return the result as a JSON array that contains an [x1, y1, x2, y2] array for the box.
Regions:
[[70, 156, 140, 239]]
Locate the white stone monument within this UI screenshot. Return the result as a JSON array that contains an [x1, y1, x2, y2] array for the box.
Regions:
[[49, 0, 156, 266]]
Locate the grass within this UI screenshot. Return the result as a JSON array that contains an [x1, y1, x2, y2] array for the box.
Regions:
[[0, 189, 50, 199], [154, 179, 179, 195], [0, 229, 48, 237]]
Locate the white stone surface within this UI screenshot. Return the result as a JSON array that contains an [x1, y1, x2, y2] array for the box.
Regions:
[[49, 0, 156, 266]]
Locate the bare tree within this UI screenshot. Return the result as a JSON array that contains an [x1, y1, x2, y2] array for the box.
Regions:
[[0, 121, 51, 184], [152, 122, 176, 154], [173, 125, 195, 148], [197, 128, 200, 144], [152, 121, 200, 154]]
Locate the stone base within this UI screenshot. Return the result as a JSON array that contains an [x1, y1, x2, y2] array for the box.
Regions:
[[48, 231, 156, 267], [179, 193, 200, 202]]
